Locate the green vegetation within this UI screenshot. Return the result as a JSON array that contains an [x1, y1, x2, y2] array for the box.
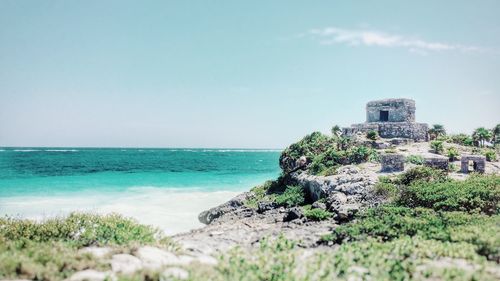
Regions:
[[430, 140, 444, 154], [448, 133, 474, 146], [274, 185, 305, 207], [303, 206, 333, 221], [484, 149, 497, 162], [446, 147, 460, 161], [0, 213, 176, 280], [397, 175, 499, 214], [473, 127, 493, 147], [395, 166, 448, 186], [280, 132, 378, 176], [406, 154, 424, 165], [428, 124, 446, 140], [366, 130, 378, 140]]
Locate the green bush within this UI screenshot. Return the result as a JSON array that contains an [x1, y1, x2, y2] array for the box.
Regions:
[[373, 178, 398, 199], [431, 140, 444, 154], [366, 130, 378, 140], [447, 147, 460, 161], [303, 207, 332, 221], [406, 155, 424, 165], [484, 149, 497, 162], [396, 166, 448, 186], [275, 186, 305, 207], [329, 206, 500, 260], [449, 134, 474, 146], [397, 175, 500, 214], [0, 213, 170, 247]]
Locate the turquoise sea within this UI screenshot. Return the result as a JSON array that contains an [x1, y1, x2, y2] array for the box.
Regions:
[[0, 148, 281, 234]]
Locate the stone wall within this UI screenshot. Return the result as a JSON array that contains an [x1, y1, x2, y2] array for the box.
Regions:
[[366, 99, 415, 123], [460, 155, 486, 173], [343, 122, 428, 142], [380, 154, 405, 172]]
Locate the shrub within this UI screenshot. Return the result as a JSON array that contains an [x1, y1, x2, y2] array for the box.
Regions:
[[397, 175, 500, 214], [0, 213, 170, 247], [431, 140, 444, 154], [329, 206, 500, 261], [396, 166, 448, 186], [406, 155, 424, 165], [484, 150, 497, 162], [449, 134, 473, 146], [373, 180, 398, 199], [366, 130, 378, 141], [447, 147, 460, 161], [303, 207, 332, 221], [274, 186, 305, 207]]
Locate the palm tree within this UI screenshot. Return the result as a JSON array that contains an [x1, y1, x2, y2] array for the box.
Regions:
[[473, 127, 492, 147], [331, 125, 342, 137], [492, 124, 500, 144], [428, 124, 446, 140]]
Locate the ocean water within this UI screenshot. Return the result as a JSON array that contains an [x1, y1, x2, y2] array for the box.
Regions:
[[0, 148, 281, 234]]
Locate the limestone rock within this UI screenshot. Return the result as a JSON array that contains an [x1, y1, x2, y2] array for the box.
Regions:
[[68, 270, 114, 281], [311, 201, 326, 210], [326, 192, 347, 211], [257, 201, 278, 213], [336, 204, 360, 220], [110, 254, 142, 274], [78, 247, 111, 258], [136, 246, 180, 270], [161, 267, 189, 281], [283, 207, 303, 222], [198, 192, 251, 224]]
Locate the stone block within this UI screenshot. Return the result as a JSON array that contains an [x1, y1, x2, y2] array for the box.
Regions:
[[381, 153, 405, 172]]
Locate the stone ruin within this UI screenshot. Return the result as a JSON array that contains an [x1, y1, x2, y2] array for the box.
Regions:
[[343, 98, 428, 141], [460, 155, 486, 173], [424, 155, 449, 170], [381, 153, 405, 172]]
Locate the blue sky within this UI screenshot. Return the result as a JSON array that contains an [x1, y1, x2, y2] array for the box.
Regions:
[[1, 1, 499, 148]]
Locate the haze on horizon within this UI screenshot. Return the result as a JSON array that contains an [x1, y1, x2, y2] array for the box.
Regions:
[[1, 1, 499, 148]]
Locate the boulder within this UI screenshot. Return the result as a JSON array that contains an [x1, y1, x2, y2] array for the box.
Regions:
[[326, 192, 347, 211], [283, 207, 303, 222], [136, 246, 180, 269], [68, 270, 114, 281], [257, 201, 278, 213], [161, 267, 189, 281], [198, 192, 251, 224], [111, 254, 143, 274], [336, 204, 360, 220], [311, 201, 327, 210]]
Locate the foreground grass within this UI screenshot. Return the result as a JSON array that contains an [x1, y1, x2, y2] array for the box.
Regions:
[[0, 213, 176, 280]]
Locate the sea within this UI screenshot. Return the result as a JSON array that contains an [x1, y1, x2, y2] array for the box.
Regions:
[[0, 148, 281, 235]]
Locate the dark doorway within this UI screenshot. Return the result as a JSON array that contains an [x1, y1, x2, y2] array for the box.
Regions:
[[380, 110, 389, 122]]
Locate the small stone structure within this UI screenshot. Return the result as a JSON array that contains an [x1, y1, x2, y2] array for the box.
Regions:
[[381, 153, 405, 172], [343, 98, 428, 141], [460, 155, 486, 173], [424, 155, 449, 170]]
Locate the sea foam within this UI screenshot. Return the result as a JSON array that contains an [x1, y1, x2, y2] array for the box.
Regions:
[[0, 187, 241, 235]]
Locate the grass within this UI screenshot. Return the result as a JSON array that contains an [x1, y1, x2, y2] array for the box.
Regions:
[[0, 213, 176, 281]]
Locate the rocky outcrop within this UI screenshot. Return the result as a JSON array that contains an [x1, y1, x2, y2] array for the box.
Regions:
[[198, 192, 253, 224], [292, 166, 377, 201]]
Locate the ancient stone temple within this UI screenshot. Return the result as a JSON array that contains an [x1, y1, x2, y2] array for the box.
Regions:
[[343, 98, 428, 141]]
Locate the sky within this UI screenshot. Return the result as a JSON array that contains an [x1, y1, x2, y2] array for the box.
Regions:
[[1, 0, 499, 148]]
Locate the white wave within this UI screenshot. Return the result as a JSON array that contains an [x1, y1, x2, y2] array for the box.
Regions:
[[13, 149, 40, 152], [45, 149, 78, 152], [202, 149, 282, 153], [0, 188, 242, 235]]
